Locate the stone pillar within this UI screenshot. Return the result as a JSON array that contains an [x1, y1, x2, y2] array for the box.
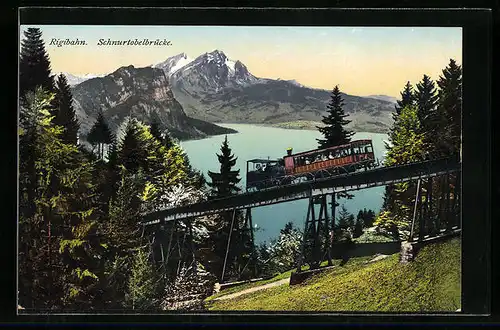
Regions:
[[400, 241, 415, 263]]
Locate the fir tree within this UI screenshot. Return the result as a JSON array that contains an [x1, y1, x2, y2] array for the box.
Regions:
[[436, 59, 462, 157], [117, 119, 148, 174], [356, 210, 365, 225], [207, 136, 250, 281], [365, 209, 376, 228], [19, 28, 55, 101], [353, 218, 364, 238], [337, 205, 351, 230], [207, 135, 241, 197], [316, 85, 354, 149], [415, 75, 439, 149], [18, 87, 105, 310], [87, 112, 113, 160], [125, 246, 160, 311], [394, 81, 415, 118], [53, 74, 80, 144]]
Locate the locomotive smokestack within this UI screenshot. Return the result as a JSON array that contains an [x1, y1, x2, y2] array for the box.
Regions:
[[286, 147, 293, 156]]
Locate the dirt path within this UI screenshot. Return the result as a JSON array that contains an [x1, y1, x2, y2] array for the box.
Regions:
[[213, 278, 290, 301]]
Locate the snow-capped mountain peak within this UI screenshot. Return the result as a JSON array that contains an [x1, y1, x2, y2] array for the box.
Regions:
[[153, 52, 193, 77], [56, 72, 105, 86], [154, 50, 259, 92]]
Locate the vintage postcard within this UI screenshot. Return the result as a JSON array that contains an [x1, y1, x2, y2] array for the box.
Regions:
[[18, 18, 465, 314]]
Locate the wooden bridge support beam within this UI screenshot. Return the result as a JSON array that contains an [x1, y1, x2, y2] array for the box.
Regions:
[[445, 173, 452, 231], [418, 179, 425, 241], [221, 208, 237, 284], [296, 195, 333, 273], [297, 198, 313, 273], [450, 173, 460, 228], [409, 178, 421, 242], [427, 177, 434, 235], [187, 218, 197, 276], [242, 208, 257, 279], [331, 193, 336, 241]]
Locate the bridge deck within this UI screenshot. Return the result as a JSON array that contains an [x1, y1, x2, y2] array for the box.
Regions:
[[141, 157, 460, 225]]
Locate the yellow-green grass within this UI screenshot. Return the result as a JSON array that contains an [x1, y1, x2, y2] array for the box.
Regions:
[[206, 256, 373, 301], [206, 238, 460, 312]]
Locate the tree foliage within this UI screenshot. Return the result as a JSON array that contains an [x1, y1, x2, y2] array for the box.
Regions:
[[316, 85, 354, 149], [53, 74, 80, 145], [19, 28, 55, 101], [382, 59, 462, 238], [394, 81, 415, 119], [18, 28, 218, 312], [87, 112, 113, 161]]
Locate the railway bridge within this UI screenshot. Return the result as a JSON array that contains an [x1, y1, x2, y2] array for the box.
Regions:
[[140, 157, 461, 283]]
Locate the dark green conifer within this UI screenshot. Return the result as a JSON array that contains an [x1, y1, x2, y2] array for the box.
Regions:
[[316, 85, 354, 149], [53, 74, 80, 145], [19, 27, 55, 101]]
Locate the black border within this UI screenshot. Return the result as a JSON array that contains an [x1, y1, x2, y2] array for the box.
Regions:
[[7, 5, 493, 325]]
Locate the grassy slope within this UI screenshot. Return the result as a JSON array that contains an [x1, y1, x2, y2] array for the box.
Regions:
[[206, 238, 460, 312]]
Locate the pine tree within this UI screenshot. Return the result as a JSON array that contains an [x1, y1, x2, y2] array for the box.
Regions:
[[356, 210, 365, 225], [436, 59, 462, 157], [101, 167, 146, 307], [394, 81, 415, 118], [19, 27, 55, 221], [117, 119, 148, 174], [87, 112, 113, 160], [415, 75, 439, 155], [125, 246, 160, 311], [316, 85, 354, 149], [19, 28, 55, 101], [18, 87, 105, 310], [207, 136, 249, 281], [207, 135, 241, 197], [385, 81, 419, 213], [365, 209, 376, 228], [353, 218, 363, 238], [53, 74, 80, 144], [337, 205, 351, 230]]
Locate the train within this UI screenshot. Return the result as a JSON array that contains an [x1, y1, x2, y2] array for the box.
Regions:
[[246, 139, 378, 191]]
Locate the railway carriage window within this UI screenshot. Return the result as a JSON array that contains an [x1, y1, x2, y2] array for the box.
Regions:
[[322, 153, 328, 161], [365, 145, 373, 153], [353, 147, 359, 154], [305, 157, 311, 165], [328, 152, 334, 159]]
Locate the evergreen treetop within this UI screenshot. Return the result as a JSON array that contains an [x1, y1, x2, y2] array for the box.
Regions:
[[87, 111, 113, 160], [20, 28, 55, 100], [415, 74, 439, 135], [207, 135, 241, 197], [316, 85, 354, 149], [436, 59, 462, 156], [53, 74, 80, 145], [394, 81, 415, 119]]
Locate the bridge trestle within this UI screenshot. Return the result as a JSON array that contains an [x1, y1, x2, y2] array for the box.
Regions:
[[409, 171, 461, 242], [296, 194, 334, 273]]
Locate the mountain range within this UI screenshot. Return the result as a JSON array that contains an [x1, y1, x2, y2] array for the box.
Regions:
[[69, 65, 236, 144], [64, 49, 397, 143]]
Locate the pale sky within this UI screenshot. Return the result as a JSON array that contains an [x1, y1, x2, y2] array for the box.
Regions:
[[20, 25, 462, 97]]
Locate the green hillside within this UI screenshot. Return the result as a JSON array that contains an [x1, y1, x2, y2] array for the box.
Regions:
[[206, 238, 461, 312]]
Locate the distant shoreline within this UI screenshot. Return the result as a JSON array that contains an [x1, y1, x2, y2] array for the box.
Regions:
[[215, 121, 390, 134]]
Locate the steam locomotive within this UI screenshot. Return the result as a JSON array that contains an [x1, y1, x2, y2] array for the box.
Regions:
[[246, 139, 377, 191]]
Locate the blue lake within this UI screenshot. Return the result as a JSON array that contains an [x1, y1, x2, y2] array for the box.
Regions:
[[180, 124, 389, 245]]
